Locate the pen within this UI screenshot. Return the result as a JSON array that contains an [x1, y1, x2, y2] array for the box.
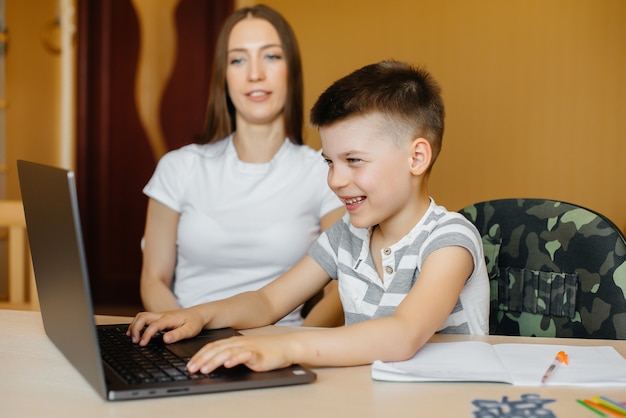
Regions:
[[541, 350, 568, 384]]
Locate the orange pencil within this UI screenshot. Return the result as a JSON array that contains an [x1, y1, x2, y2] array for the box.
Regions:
[[595, 396, 626, 416], [584, 400, 626, 417]]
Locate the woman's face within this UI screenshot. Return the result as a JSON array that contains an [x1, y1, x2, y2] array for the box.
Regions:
[[226, 18, 288, 127]]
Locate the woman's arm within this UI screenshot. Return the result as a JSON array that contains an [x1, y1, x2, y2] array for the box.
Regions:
[[301, 281, 344, 327], [140, 199, 181, 312]]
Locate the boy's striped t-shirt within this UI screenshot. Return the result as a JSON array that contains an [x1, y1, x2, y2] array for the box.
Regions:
[[308, 199, 489, 334]]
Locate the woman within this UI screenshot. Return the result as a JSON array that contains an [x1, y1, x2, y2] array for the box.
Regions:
[[139, 5, 344, 326]]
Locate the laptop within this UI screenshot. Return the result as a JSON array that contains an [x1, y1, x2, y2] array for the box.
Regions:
[[17, 160, 316, 401]]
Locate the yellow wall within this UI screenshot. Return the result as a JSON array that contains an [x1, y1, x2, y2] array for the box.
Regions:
[[5, 0, 626, 232], [238, 0, 626, 233], [5, 0, 62, 198]]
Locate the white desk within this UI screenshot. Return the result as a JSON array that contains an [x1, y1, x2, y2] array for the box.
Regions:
[[1, 309, 625, 417]]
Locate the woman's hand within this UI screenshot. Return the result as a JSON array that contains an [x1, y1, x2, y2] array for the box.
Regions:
[[187, 334, 296, 374], [126, 307, 207, 346]]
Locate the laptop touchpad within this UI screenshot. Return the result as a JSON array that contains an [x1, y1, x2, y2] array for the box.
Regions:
[[165, 328, 241, 358], [166, 338, 212, 358]]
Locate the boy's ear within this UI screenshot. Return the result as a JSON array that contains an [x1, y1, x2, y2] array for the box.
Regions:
[[409, 137, 432, 175]]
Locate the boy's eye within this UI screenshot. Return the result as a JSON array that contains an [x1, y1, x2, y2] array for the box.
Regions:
[[323, 158, 333, 166], [347, 158, 362, 164]]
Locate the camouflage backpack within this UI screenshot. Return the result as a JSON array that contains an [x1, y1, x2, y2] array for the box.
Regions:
[[459, 198, 626, 339]]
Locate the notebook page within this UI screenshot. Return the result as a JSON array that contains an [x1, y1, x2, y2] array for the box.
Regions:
[[493, 344, 626, 387], [372, 341, 512, 383]]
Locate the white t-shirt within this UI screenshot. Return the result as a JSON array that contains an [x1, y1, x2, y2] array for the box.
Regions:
[[144, 135, 342, 325]]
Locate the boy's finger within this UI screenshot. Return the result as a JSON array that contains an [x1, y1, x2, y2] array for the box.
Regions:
[[126, 314, 149, 340]]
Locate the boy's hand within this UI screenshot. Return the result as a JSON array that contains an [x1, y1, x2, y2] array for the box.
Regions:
[[126, 308, 205, 346], [187, 334, 295, 374]]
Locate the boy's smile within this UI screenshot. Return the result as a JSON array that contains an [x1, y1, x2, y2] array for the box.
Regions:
[[342, 196, 366, 210]]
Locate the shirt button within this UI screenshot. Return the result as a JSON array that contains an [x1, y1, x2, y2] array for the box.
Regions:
[[383, 248, 391, 255], [384, 266, 394, 274]]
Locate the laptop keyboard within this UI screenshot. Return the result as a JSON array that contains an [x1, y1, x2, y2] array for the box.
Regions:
[[98, 326, 215, 385]]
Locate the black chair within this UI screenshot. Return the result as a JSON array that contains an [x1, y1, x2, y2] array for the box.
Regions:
[[459, 198, 626, 339]]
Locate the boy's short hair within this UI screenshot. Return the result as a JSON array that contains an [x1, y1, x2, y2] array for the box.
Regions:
[[310, 60, 445, 168]]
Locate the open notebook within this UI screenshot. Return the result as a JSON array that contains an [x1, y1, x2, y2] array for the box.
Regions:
[[372, 341, 626, 386], [17, 160, 316, 401]]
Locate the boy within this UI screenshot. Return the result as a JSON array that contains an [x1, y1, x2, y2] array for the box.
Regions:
[[128, 60, 489, 374]]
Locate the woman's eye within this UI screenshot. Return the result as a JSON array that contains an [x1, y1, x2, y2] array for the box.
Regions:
[[347, 158, 362, 164], [265, 53, 282, 61], [323, 158, 333, 166], [229, 57, 244, 65]]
